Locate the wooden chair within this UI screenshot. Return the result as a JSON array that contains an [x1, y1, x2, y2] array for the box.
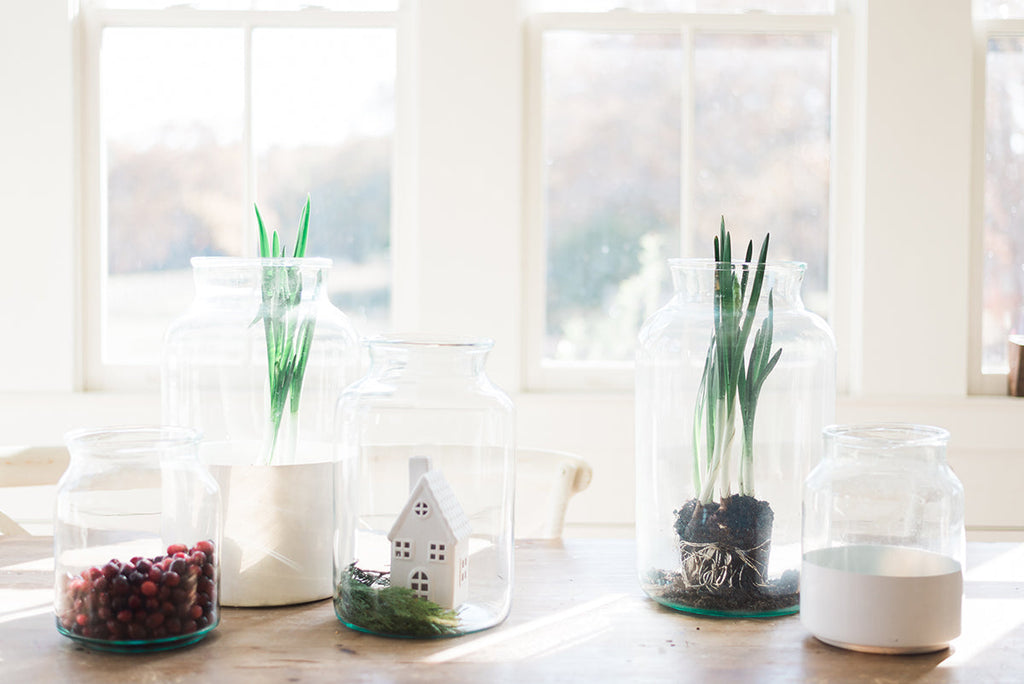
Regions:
[[0, 445, 69, 536], [515, 447, 593, 540], [0, 444, 593, 540]]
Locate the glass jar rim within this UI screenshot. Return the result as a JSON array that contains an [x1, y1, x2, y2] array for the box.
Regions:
[[365, 333, 495, 351], [823, 423, 950, 448], [65, 425, 201, 456], [190, 256, 333, 270], [667, 257, 807, 273]]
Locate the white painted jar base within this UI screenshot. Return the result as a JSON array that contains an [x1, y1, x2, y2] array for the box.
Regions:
[[801, 545, 962, 655]]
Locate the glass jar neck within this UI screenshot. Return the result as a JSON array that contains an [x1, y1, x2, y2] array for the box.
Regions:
[[823, 423, 951, 463], [190, 257, 332, 299], [668, 258, 806, 308], [366, 336, 494, 378]]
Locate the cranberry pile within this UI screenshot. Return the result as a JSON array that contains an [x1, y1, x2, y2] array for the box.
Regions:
[[57, 540, 217, 642]]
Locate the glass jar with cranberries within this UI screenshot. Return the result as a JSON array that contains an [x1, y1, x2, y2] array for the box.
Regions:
[[55, 426, 221, 652]]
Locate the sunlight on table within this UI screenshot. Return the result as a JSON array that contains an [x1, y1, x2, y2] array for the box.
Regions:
[[421, 592, 631, 664]]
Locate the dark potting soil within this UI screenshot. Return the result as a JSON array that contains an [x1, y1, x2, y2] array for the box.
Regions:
[[643, 567, 800, 615], [647, 494, 798, 614]]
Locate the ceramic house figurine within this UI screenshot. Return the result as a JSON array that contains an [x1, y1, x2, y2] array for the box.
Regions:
[[387, 456, 471, 610]]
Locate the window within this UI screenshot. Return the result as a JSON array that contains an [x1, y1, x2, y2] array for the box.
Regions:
[[81, 1, 399, 388], [8, 0, 1021, 538], [977, 3, 1024, 389], [410, 569, 429, 598], [429, 542, 446, 562], [393, 539, 411, 559], [525, 3, 839, 388], [413, 500, 430, 517], [459, 557, 468, 585]]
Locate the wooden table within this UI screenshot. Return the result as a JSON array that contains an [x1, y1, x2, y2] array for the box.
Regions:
[[3, 536, 1023, 682]]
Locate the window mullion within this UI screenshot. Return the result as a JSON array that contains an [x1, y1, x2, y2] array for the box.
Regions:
[[680, 24, 695, 253], [243, 22, 255, 257]]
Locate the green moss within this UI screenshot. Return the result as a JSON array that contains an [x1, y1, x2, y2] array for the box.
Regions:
[[335, 564, 460, 638]]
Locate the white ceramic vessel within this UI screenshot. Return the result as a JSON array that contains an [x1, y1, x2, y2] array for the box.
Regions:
[[801, 545, 962, 654]]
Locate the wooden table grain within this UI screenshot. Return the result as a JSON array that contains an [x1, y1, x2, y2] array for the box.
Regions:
[[2, 536, 1023, 682]]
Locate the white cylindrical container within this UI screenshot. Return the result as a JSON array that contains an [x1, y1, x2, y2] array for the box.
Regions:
[[801, 424, 965, 654]]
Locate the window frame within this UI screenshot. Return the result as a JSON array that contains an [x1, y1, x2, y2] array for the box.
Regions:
[[522, 8, 856, 392], [969, 14, 1024, 395], [77, 3, 411, 390]]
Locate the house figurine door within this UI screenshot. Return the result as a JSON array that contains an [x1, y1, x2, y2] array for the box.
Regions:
[[387, 456, 471, 610]]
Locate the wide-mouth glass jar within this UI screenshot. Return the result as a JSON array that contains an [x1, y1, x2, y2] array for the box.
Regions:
[[801, 423, 964, 653], [162, 256, 360, 606], [636, 258, 836, 617], [55, 426, 221, 653], [333, 335, 515, 638]]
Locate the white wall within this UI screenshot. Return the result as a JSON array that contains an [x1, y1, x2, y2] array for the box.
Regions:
[[0, 0, 77, 392]]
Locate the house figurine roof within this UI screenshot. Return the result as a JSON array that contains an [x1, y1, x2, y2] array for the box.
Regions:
[[387, 468, 472, 543]]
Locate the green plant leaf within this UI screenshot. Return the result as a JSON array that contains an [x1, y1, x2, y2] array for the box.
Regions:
[[294, 194, 310, 258]]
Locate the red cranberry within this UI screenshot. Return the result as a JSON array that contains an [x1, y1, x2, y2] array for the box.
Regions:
[[164, 571, 181, 588], [116, 609, 132, 623], [110, 575, 130, 596], [166, 543, 188, 555], [189, 550, 206, 566], [140, 581, 158, 598], [75, 613, 88, 627], [102, 561, 120, 578], [146, 613, 165, 629]]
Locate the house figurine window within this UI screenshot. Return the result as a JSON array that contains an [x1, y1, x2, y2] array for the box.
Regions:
[[393, 539, 412, 559], [410, 570, 429, 599], [386, 455, 472, 610]]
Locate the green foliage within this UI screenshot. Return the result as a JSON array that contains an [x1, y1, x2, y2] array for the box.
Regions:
[[335, 565, 460, 638], [253, 196, 319, 464], [692, 219, 782, 503]]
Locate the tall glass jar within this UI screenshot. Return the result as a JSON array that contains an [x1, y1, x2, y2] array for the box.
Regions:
[[334, 335, 515, 638], [55, 426, 220, 653], [162, 257, 360, 606], [636, 259, 836, 617], [801, 424, 964, 653]]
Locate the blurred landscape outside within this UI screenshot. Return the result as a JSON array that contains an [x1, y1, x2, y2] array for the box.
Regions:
[[985, 35, 1024, 374], [99, 7, 1024, 377], [102, 26, 394, 365], [542, 30, 831, 363]]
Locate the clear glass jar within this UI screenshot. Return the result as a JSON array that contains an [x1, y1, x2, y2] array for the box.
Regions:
[[801, 424, 964, 653], [334, 335, 515, 638], [162, 257, 360, 606], [636, 259, 836, 617], [55, 426, 220, 653]]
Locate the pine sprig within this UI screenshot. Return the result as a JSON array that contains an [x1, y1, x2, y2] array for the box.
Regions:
[[252, 195, 318, 464], [692, 219, 781, 503], [335, 565, 460, 638]]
